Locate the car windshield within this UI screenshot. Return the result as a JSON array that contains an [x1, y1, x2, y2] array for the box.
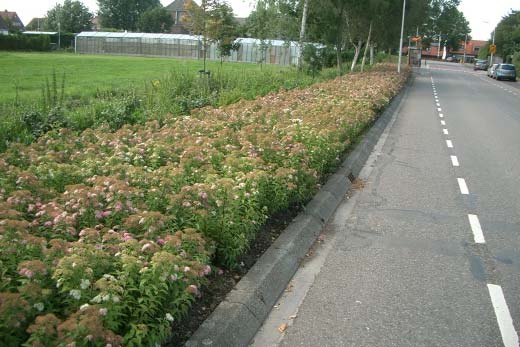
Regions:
[[500, 65, 515, 70]]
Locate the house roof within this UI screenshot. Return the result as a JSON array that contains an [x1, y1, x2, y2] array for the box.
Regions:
[[0, 10, 24, 29], [26, 17, 46, 28], [165, 0, 189, 12], [234, 17, 246, 25], [0, 16, 8, 30]]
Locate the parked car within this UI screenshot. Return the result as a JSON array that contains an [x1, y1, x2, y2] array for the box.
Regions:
[[446, 56, 454, 62], [474, 59, 489, 70], [493, 64, 517, 81], [488, 64, 499, 77]]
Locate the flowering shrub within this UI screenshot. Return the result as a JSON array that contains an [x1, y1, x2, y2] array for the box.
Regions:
[[0, 64, 408, 346]]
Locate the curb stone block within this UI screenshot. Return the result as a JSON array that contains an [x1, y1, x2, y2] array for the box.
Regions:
[[322, 173, 351, 200], [275, 214, 323, 260], [185, 300, 259, 347], [303, 190, 341, 224]]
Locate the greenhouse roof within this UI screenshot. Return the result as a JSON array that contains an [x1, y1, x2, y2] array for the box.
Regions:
[[235, 37, 298, 47], [23, 31, 57, 35], [76, 31, 201, 40], [76, 32, 299, 47]]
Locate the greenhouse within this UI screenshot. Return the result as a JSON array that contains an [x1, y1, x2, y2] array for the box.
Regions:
[[75, 32, 299, 66]]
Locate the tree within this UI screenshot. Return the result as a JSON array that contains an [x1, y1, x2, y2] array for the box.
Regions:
[[209, 3, 240, 63], [493, 10, 520, 62], [421, 0, 470, 51], [306, 0, 349, 75], [45, 0, 93, 33], [98, 0, 160, 31], [138, 6, 173, 33], [183, 0, 214, 72], [245, 0, 300, 41]]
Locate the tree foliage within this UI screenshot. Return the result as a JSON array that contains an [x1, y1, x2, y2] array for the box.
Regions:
[[45, 0, 93, 33], [243, 0, 470, 71], [98, 0, 160, 31], [210, 3, 241, 62], [183, 0, 240, 68], [138, 6, 174, 33], [245, 0, 301, 41], [493, 10, 520, 61], [421, 0, 470, 50]]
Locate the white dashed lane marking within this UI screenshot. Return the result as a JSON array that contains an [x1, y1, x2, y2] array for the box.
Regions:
[[441, 120, 446, 125], [443, 129, 449, 135], [468, 214, 485, 243], [487, 284, 520, 347], [450, 155, 459, 166], [457, 178, 469, 195], [446, 140, 453, 148]]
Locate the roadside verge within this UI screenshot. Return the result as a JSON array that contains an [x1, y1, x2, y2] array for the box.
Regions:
[[185, 75, 412, 347]]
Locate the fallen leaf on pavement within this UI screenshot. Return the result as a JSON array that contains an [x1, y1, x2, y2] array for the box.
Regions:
[[278, 323, 288, 333], [285, 282, 294, 292]]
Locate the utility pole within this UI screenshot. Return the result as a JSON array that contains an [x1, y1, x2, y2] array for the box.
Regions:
[[397, 0, 406, 73], [58, 22, 61, 50]]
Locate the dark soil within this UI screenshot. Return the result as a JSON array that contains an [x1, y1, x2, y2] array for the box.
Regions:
[[165, 205, 302, 347]]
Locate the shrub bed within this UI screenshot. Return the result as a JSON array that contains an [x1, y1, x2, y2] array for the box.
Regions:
[[0, 64, 408, 346]]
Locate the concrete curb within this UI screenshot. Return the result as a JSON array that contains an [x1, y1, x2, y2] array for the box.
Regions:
[[185, 78, 411, 347]]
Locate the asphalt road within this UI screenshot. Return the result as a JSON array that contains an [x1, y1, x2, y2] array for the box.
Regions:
[[251, 61, 520, 347]]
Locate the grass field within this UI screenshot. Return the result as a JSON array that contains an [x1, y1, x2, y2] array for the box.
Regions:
[[0, 52, 288, 104], [1, 52, 342, 151]]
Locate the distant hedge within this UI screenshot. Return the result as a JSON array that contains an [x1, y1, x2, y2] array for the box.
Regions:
[[0, 34, 51, 51]]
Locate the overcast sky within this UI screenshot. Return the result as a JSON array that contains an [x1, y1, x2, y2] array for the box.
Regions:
[[3, 0, 518, 40]]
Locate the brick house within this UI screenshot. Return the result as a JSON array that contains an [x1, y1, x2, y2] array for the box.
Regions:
[[450, 40, 487, 60], [0, 10, 24, 32], [165, 0, 196, 34], [406, 39, 488, 62]]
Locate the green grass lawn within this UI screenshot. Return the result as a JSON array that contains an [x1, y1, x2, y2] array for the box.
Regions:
[[0, 52, 285, 104], [1, 51, 334, 151]]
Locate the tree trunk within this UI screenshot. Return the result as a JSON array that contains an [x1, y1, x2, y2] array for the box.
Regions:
[[335, 6, 345, 76], [336, 42, 342, 76], [350, 39, 362, 71], [370, 44, 375, 65], [298, 0, 309, 70], [361, 21, 372, 72]]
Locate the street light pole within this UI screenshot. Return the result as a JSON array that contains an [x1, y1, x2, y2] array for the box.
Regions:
[[397, 0, 406, 73], [437, 31, 441, 59], [463, 33, 467, 63], [490, 28, 495, 65]]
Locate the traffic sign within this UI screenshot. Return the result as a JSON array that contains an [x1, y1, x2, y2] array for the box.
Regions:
[[489, 44, 497, 54]]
